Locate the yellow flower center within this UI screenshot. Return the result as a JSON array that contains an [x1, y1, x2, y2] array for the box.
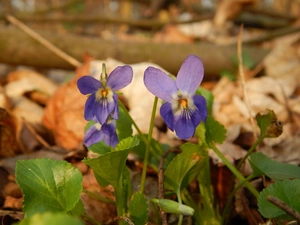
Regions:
[[179, 99, 188, 109], [96, 88, 110, 101], [101, 89, 108, 97]]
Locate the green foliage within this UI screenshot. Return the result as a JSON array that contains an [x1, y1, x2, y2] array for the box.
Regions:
[[256, 109, 283, 138], [83, 149, 129, 188], [15, 159, 82, 217], [151, 198, 194, 216], [164, 143, 204, 194], [129, 192, 148, 225], [132, 134, 166, 168], [116, 106, 133, 140], [204, 116, 227, 144], [249, 152, 300, 180], [258, 179, 300, 220], [115, 135, 139, 151], [69, 200, 85, 217], [15, 212, 83, 225]]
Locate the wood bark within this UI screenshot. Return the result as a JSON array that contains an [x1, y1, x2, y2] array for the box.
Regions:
[[0, 26, 269, 76]]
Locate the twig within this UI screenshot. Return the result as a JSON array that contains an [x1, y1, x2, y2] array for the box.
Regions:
[[267, 195, 300, 224], [237, 24, 258, 138], [242, 25, 300, 45], [0, 14, 213, 29], [107, 216, 134, 225], [21, 118, 51, 148], [5, 14, 82, 68]]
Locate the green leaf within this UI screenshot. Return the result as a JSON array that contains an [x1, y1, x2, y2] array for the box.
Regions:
[[116, 106, 133, 140], [164, 143, 204, 193], [256, 110, 283, 138], [69, 199, 84, 217], [249, 152, 300, 180], [83, 150, 129, 188], [115, 135, 140, 151], [15, 159, 82, 217], [196, 87, 214, 115], [132, 135, 166, 168], [258, 179, 300, 220], [16, 212, 83, 225], [205, 116, 227, 144], [195, 122, 206, 146], [129, 192, 148, 225]]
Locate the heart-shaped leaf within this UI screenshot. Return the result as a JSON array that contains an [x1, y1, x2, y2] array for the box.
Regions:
[[83, 150, 129, 188], [16, 212, 83, 225], [205, 116, 226, 144], [164, 143, 204, 194], [15, 159, 82, 217], [129, 192, 148, 225], [258, 179, 300, 220]]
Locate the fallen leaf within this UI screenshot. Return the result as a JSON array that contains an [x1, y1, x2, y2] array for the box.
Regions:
[[0, 108, 21, 157], [42, 56, 93, 150]]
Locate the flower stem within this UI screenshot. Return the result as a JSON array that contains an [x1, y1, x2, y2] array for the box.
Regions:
[[208, 142, 259, 198], [222, 174, 255, 224], [139, 97, 158, 193], [118, 100, 160, 162], [177, 190, 183, 225], [236, 134, 265, 169]]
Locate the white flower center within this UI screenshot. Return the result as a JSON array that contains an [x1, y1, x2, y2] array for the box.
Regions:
[[95, 87, 113, 102]]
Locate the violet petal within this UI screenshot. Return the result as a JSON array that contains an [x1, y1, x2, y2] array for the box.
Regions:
[[84, 125, 103, 147], [193, 95, 207, 122], [176, 55, 204, 95], [95, 98, 115, 124], [144, 67, 177, 101], [77, 76, 102, 94], [160, 102, 174, 131], [84, 94, 96, 121], [107, 65, 133, 90], [174, 112, 195, 139]]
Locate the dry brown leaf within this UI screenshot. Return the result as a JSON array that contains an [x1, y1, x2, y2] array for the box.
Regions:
[[5, 70, 58, 103], [42, 57, 92, 150], [0, 108, 22, 157], [82, 170, 116, 223], [3, 196, 22, 210]]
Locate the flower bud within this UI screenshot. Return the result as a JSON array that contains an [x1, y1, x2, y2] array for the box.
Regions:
[[151, 198, 194, 216]]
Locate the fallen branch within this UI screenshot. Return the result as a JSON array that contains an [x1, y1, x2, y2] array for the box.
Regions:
[[0, 26, 269, 76]]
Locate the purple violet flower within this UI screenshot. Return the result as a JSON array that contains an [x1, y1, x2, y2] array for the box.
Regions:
[[84, 118, 118, 148], [144, 54, 207, 139], [77, 65, 133, 124]]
